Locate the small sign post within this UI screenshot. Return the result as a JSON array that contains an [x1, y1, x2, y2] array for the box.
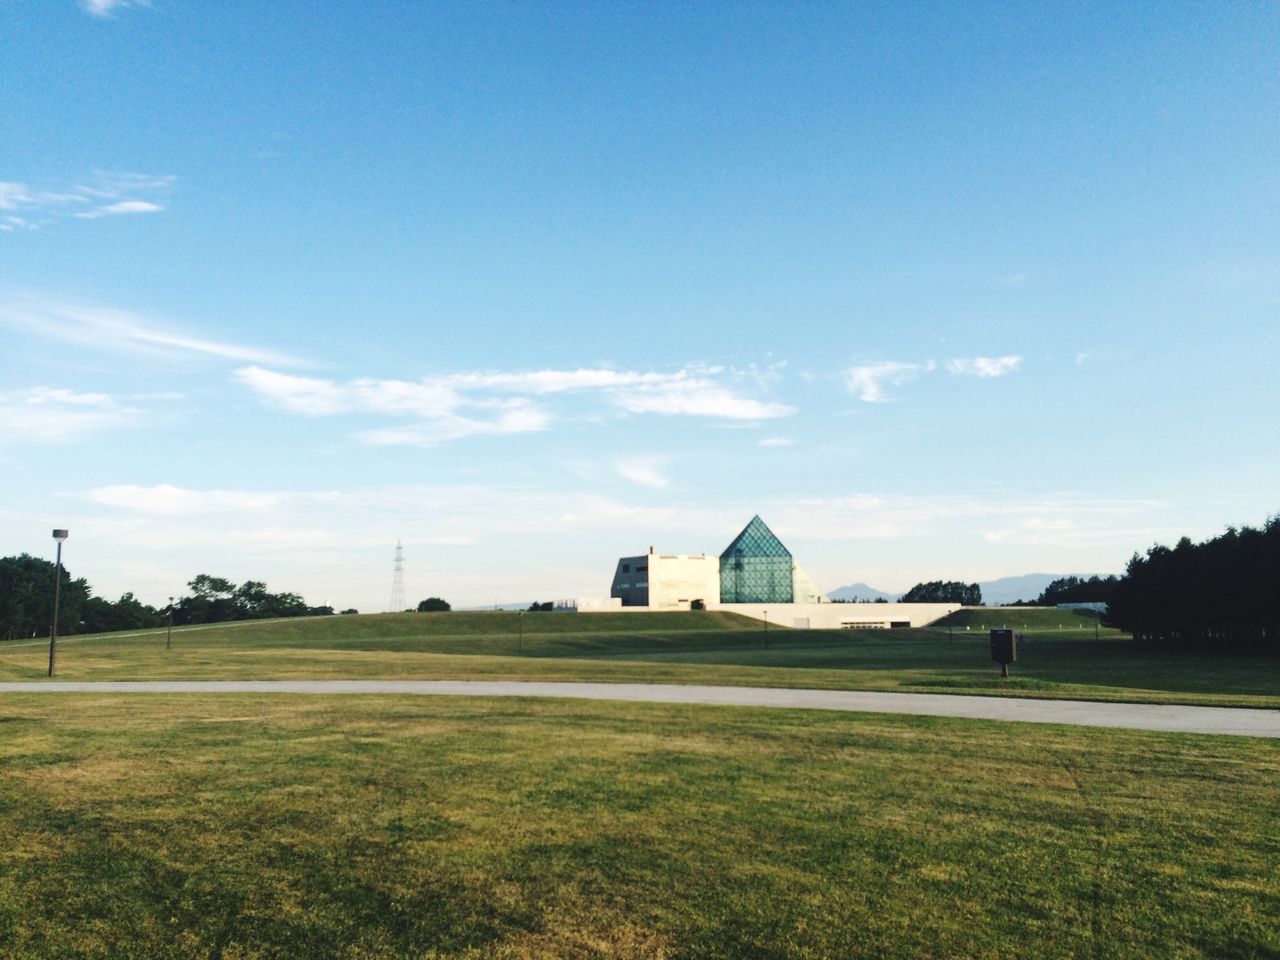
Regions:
[[990, 628, 1016, 678]]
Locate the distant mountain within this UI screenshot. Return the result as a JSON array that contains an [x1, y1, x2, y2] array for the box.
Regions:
[[976, 574, 1061, 606], [979, 574, 1115, 605], [828, 574, 1110, 606], [827, 582, 896, 603]]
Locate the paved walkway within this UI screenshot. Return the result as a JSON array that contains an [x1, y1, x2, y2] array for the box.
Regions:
[[2, 680, 1277, 738]]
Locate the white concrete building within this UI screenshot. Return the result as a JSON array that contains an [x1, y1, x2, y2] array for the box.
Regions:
[[605, 516, 958, 629], [610, 550, 719, 609]]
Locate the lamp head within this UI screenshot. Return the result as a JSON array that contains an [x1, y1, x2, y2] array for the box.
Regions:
[[52, 529, 69, 542]]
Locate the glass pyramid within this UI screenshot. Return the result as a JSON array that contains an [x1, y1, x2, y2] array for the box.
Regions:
[[719, 515, 794, 603]]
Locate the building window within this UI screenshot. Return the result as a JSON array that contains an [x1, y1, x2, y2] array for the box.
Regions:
[[719, 516, 794, 604]]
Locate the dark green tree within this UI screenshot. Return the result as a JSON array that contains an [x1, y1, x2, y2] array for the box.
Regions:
[[0, 553, 90, 640], [416, 597, 451, 612], [176, 575, 238, 625], [1036, 575, 1120, 606], [79, 592, 162, 633], [175, 574, 315, 624], [1107, 516, 1279, 654], [900, 581, 981, 605]]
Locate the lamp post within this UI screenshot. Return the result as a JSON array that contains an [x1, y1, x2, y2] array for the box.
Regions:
[[48, 529, 69, 678], [518, 610, 524, 654], [763, 609, 768, 649], [166, 596, 174, 650]]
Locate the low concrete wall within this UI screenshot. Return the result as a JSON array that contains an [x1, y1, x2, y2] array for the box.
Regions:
[[709, 602, 960, 629]]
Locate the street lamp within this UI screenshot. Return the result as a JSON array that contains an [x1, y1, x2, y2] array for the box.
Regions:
[[166, 596, 174, 650], [48, 529, 69, 678], [518, 610, 524, 654]]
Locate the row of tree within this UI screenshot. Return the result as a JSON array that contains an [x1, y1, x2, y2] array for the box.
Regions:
[[1105, 518, 1279, 654], [0, 555, 335, 640], [1033, 575, 1120, 606], [173, 574, 335, 625], [900, 577, 1124, 608], [0, 554, 95, 640], [900, 581, 983, 605]]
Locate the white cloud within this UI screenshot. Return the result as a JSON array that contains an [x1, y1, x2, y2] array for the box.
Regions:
[[759, 492, 1164, 546], [74, 200, 165, 219], [0, 387, 139, 444], [81, 0, 150, 18], [611, 377, 794, 419], [449, 367, 793, 419], [0, 298, 302, 366], [846, 355, 1020, 400], [234, 367, 412, 416], [616, 457, 669, 488], [236, 363, 794, 445], [357, 402, 551, 446], [844, 361, 930, 402], [0, 170, 171, 228], [70, 481, 1160, 610], [757, 437, 794, 447], [447, 369, 675, 394], [947, 355, 1022, 378], [235, 366, 551, 444], [87, 484, 289, 515]]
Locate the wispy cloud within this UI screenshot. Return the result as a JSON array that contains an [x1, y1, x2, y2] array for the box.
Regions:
[[757, 437, 794, 447], [233, 367, 458, 417], [947, 355, 1022, 378], [846, 355, 1021, 400], [616, 457, 669, 488], [844, 361, 932, 402], [447, 369, 676, 394], [611, 377, 794, 419], [0, 170, 172, 230], [80, 0, 151, 19], [356, 402, 550, 446], [0, 387, 139, 444], [73, 481, 1157, 608], [73, 200, 165, 220], [757, 492, 1166, 547], [0, 297, 303, 366], [235, 363, 794, 445], [452, 366, 793, 419], [88, 484, 293, 514]]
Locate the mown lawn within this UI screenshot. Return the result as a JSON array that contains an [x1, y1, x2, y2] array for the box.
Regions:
[[0, 694, 1276, 958], [2, 610, 1277, 708]]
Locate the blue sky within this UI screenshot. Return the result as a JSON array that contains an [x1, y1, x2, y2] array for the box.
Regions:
[[3, 1, 1277, 610]]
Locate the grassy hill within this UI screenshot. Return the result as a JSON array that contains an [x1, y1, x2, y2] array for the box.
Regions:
[[1, 610, 1276, 958], [3, 609, 1275, 708]]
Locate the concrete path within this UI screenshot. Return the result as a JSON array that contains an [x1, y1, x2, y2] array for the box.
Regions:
[[2, 680, 1277, 738]]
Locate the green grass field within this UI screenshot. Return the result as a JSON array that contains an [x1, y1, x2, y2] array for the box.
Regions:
[[1, 694, 1277, 959], [2, 612, 1277, 957], [3, 609, 1277, 708]]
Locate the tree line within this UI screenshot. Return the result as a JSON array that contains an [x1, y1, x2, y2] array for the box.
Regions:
[[900, 581, 982, 605], [0, 555, 335, 640], [173, 574, 334, 625], [1105, 518, 1279, 654]]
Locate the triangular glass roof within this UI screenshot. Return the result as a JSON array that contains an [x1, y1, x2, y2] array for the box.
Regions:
[[720, 515, 791, 560]]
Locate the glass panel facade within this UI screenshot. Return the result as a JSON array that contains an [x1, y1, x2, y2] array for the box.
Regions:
[[719, 515, 794, 603]]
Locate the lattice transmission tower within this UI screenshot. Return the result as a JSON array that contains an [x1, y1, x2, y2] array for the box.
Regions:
[[388, 540, 406, 612]]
